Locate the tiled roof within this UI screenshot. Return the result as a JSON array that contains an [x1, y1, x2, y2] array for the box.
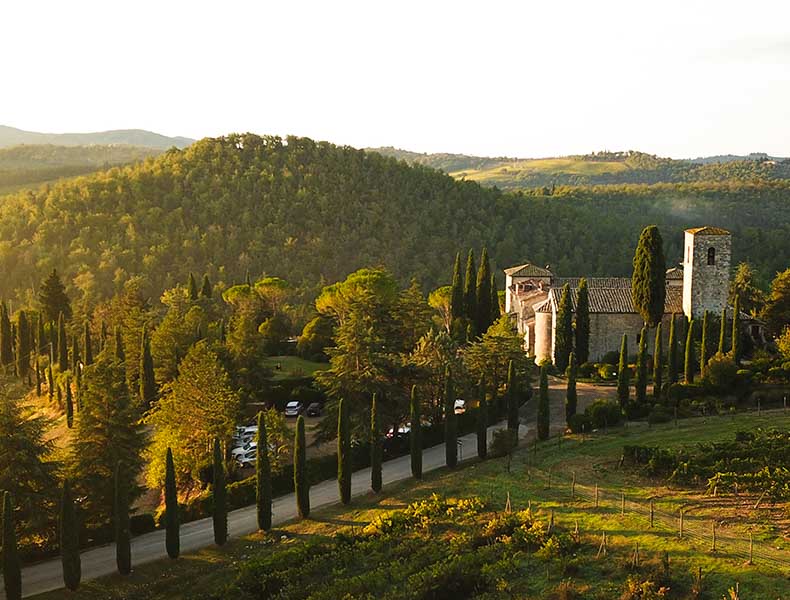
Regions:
[[547, 285, 684, 315], [504, 263, 553, 277], [665, 267, 683, 280], [534, 299, 553, 313], [554, 277, 631, 289], [685, 226, 730, 236]]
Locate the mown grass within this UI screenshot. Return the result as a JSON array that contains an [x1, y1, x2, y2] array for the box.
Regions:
[[450, 156, 631, 182], [261, 355, 328, 380], [36, 411, 790, 599]]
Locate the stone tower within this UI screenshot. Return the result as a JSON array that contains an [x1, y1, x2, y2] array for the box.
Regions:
[[682, 226, 731, 319]]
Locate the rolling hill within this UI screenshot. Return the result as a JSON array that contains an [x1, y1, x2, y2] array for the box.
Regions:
[[0, 125, 193, 149]]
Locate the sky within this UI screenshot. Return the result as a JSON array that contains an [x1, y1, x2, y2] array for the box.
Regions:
[[2, 0, 789, 158]]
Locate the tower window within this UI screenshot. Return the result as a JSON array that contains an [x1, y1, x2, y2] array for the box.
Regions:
[[707, 247, 716, 265]]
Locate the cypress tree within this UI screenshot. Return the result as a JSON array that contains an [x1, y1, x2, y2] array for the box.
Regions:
[[566, 352, 577, 425], [255, 412, 272, 530], [188, 272, 199, 301], [15, 310, 30, 379], [444, 368, 457, 468], [200, 274, 212, 298], [2, 491, 21, 600], [409, 385, 422, 479], [56, 383, 62, 409], [718, 306, 727, 355], [732, 296, 741, 364], [635, 327, 648, 405], [165, 448, 180, 557], [631, 225, 667, 328], [47, 360, 54, 400], [700, 310, 710, 378], [506, 360, 519, 432], [554, 283, 573, 372], [490, 273, 500, 324], [616, 333, 630, 409], [100, 320, 108, 353], [114, 462, 131, 575], [65, 381, 74, 428], [667, 314, 678, 384], [140, 328, 156, 407], [35, 359, 41, 396], [370, 394, 382, 493], [60, 479, 81, 591], [653, 323, 663, 398], [0, 302, 11, 369], [114, 326, 125, 362], [575, 278, 590, 364], [338, 398, 351, 504], [70, 335, 80, 371], [212, 438, 227, 544], [83, 321, 93, 366], [37, 315, 45, 357], [463, 250, 477, 336], [294, 415, 310, 517], [57, 312, 68, 372], [537, 365, 550, 441], [684, 319, 695, 384], [476, 377, 487, 460], [475, 248, 493, 336], [38, 268, 71, 323], [450, 253, 464, 322]]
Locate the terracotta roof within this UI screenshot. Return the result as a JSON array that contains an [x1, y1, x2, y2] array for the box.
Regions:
[[504, 263, 553, 277], [534, 299, 553, 313], [685, 226, 730, 236], [547, 285, 683, 315], [554, 277, 631, 289], [665, 267, 683, 280]]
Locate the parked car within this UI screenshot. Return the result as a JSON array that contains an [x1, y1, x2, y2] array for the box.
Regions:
[[454, 399, 466, 415], [236, 449, 257, 468], [231, 441, 257, 457], [306, 402, 323, 417], [285, 401, 304, 417]]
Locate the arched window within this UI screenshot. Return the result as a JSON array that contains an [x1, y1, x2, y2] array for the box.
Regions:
[[707, 247, 716, 265]]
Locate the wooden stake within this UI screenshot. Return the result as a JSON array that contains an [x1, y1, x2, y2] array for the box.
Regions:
[[679, 510, 684, 539], [548, 508, 555, 534], [748, 532, 754, 565], [595, 483, 599, 508], [505, 491, 512, 513], [650, 498, 654, 528], [711, 521, 717, 552], [596, 531, 607, 558], [571, 471, 576, 499]]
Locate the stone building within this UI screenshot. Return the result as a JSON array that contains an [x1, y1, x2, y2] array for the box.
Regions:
[[505, 226, 748, 364]]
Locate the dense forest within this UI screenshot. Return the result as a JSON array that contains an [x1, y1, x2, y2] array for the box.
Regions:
[[370, 147, 790, 189], [0, 134, 788, 317]]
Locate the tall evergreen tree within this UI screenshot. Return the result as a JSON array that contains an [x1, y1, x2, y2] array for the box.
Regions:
[[114, 325, 125, 362], [616, 333, 629, 408], [684, 319, 695, 383], [65, 381, 74, 428], [409, 385, 422, 479], [444, 368, 457, 468], [15, 310, 30, 379], [700, 310, 710, 378], [38, 268, 71, 323], [70, 335, 80, 371], [164, 448, 180, 558], [114, 462, 131, 575], [57, 313, 68, 371], [506, 360, 519, 432], [635, 327, 648, 405], [450, 253, 464, 323], [732, 296, 741, 364], [294, 415, 310, 518], [718, 306, 727, 355], [60, 479, 81, 591], [370, 394, 382, 493], [212, 438, 227, 544], [255, 412, 272, 530], [537, 365, 550, 441], [667, 314, 678, 384], [337, 398, 351, 504], [188, 273, 199, 301], [653, 323, 663, 398], [566, 352, 577, 425], [200, 274, 213, 298], [2, 491, 21, 600], [139, 328, 156, 408], [575, 278, 590, 364], [0, 302, 11, 369], [490, 273, 500, 324], [632, 225, 667, 328], [463, 250, 477, 336], [476, 377, 487, 460], [475, 248, 493, 337], [554, 283, 573, 372], [83, 321, 93, 366]]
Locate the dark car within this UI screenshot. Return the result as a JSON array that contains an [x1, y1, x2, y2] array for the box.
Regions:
[[306, 402, 323, 417]]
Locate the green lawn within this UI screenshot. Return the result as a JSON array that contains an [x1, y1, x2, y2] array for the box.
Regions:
[[261, 355, 328, 380], [37, 411, 790, 599]]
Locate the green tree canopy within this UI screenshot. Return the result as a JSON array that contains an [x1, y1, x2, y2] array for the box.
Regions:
[[631, 225, 666, 327]]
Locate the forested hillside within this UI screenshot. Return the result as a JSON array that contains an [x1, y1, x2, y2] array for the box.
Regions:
[[0, 134, 788, 313], [0, 125, 193, 149], [370, 148, 790, 189], [0, 144, 160, 193]]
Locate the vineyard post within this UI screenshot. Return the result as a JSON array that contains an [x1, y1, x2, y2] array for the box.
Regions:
[[620, 492, 624, 516], [650, 498, 654, 528], [571, 472, 576, 499], [594, 483, 599, 508], [679, 510, 684, 539], [748, 532, 754, 565], [711, 522, 716, 552]]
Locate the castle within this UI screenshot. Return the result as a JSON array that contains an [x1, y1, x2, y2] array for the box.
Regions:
[[505, 226, 739, 364]]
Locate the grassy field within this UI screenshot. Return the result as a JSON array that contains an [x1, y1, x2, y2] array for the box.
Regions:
[[36, 410, 790, 599], [261, 355, 328, 380], [449, 156, 631, 186]]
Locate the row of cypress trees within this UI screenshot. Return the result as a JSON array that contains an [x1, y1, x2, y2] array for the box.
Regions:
[[552, 279, 591, 373], [449, 248, 500, 340]]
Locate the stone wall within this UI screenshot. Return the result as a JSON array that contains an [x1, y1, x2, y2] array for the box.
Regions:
[[588, 312, 675, 362]]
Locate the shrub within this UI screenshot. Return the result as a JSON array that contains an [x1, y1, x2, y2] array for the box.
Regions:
[[567, 413, 592, 434], [585, 399, 622, 428], [601, 350, 620, 365], [597, 363, 616, 380], [704, 353, 738, 389], [577, 362, 596, 378]]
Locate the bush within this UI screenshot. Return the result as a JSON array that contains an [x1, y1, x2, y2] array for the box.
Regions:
[[667, 382, 707, 403], [596, 363, 616, 380], [578, 362, 596, 379], [567, 413, 592, 434], [601, 351, 620, 365], [585, 399, 622, 428], [704, 353, 738, 389]]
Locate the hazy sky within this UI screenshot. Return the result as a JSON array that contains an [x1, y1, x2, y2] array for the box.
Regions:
[[3, 1, 789, 158]]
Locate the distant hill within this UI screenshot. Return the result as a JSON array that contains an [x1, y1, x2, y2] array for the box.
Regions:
[[0, 125, 193, 150], [0, 144, 161, 194], [368, 148, 790, 189]]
